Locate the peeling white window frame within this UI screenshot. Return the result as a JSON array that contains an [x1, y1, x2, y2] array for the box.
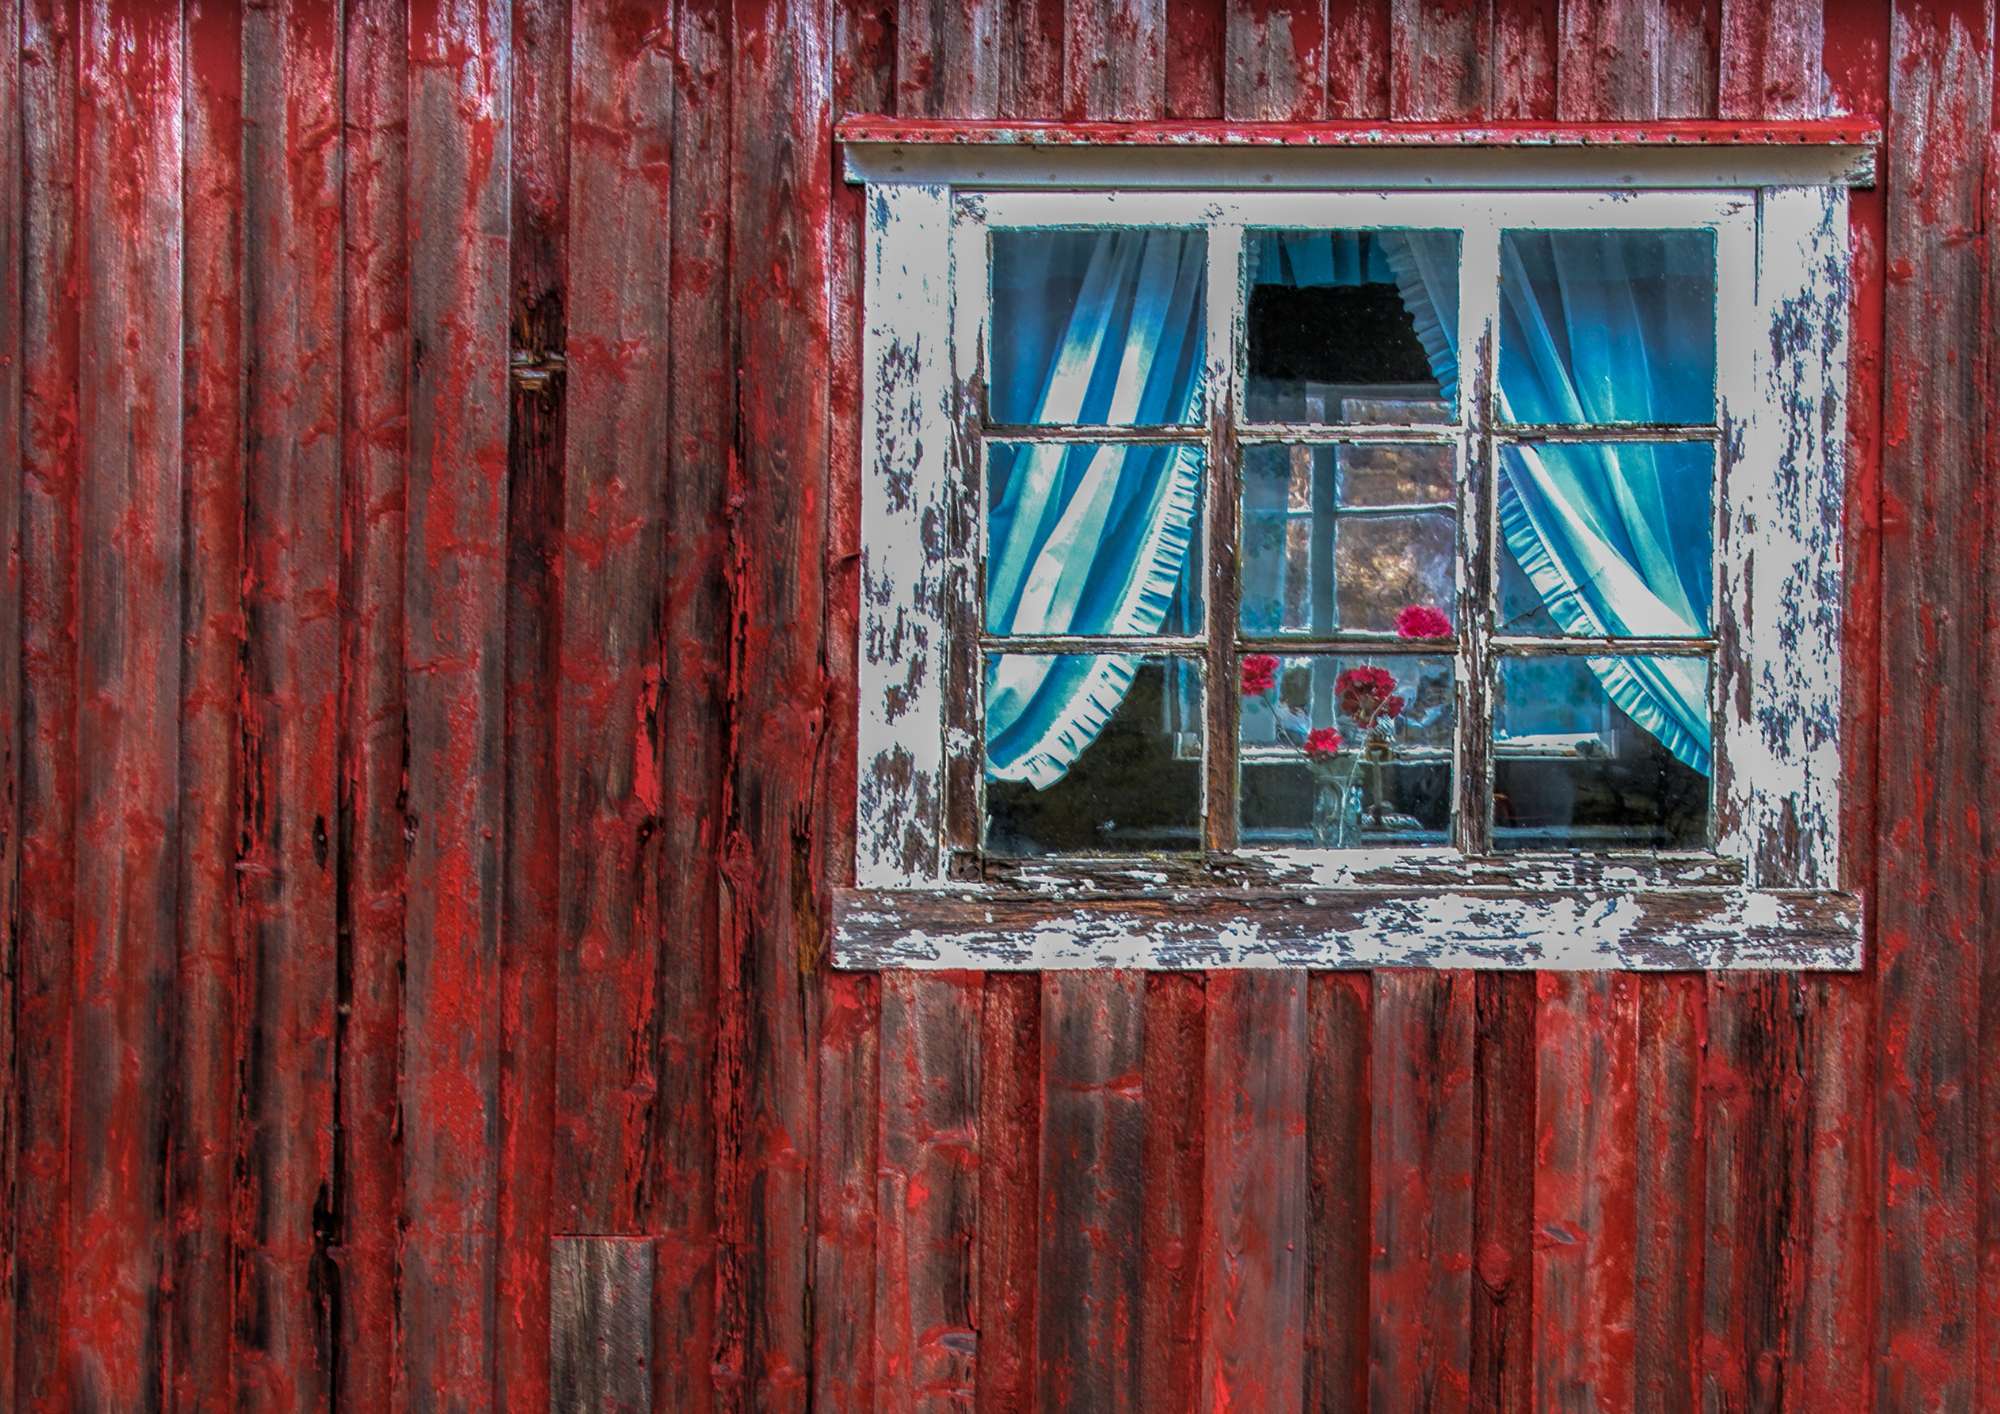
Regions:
[[839, 135, 1868, 971]]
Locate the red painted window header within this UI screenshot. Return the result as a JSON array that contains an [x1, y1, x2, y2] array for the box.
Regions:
[[836, 117, 1881, 150]]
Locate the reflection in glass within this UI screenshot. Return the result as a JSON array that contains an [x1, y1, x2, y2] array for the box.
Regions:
[[1239, 653, 1453, 847], [1240, 443, 1455, 636], [984, 655, 1204, 856], [1498, 229, 1717, 426], [1493, 654, 1710, 851], [1244, 230, 1460, 424], [986, 441, 1205, 636], [989, 228, 1207, 426], [1496, 442, 1713, 638]]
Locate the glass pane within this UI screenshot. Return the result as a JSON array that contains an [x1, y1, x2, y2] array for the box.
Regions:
[[1498, 229, 1716, 426], [1240, 443, 1455, 637], [984, 655, 1204, 856], [1493, 654, 1711, 851], [989, 228, 1207, 427], [986, 441, 1205, 636], [1238, 652, 1453, 847], [1495, 442, 1713, 638], [1244, 229, 1459, 424]]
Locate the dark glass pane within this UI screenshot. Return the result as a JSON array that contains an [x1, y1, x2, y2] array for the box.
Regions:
[[1496, 442, 1713, 638], [1493, 654, 1711, 851], [986, 441, 1205, 635], [1238, 652, 1453, 847], [990, 228, 1207, 426], [1498, 228, 1716, 426], [1240, 443, 1455, 637], [984, 655, 1204, 855], [1244, 230, 1459, 424]]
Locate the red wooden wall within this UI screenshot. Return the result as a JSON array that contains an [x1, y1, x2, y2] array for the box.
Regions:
[[0, 0, 1991, 1408]]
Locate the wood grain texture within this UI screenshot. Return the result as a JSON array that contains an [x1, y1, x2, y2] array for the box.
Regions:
[[1199, 971, 1308, 1413], [976, 973, 1042, 1414], [1137, 973, 1204, 1411], [1038, 971, 1147, 1412], [175, 0, 245, 1406], [555, 0, 674, 1241], [402, 0, 512, 1401], [1875, 3, 1988, 1410], [0, 0, 19, 1387], [1533, 973, 1639, 1412], [1303, 973, 1371, 1413], [66, 3, 185, 1402], [719, 0, 833, 1397], [657, 0, 733, 1401], [236, 3, 345, 1400], [1633, 974, 1705, 1409], [1369, 971, 1476, 1411], [875, 971, 981, 1407], [1470, 972, 1534, 1413], [13, 10, 77, 1404], [336, 0, 412, 1401], [550, 1236, 655, 1412], [498, 1, 568, 1407]]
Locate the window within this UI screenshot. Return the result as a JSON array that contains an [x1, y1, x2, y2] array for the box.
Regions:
[[842, 129, 1867, 971]]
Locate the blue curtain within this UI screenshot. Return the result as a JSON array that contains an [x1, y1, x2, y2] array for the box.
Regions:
[[1355, 228, 1716, 776], [985, 230, 1206, 787]]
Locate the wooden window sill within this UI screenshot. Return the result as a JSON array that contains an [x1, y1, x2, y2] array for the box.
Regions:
[[831, 884, 1863, 971]]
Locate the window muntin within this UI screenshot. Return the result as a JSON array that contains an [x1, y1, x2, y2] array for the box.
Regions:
[[963, 190, 1751, 864]]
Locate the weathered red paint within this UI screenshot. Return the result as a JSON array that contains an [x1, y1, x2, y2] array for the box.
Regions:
[[8, 1, 1998, 1409]]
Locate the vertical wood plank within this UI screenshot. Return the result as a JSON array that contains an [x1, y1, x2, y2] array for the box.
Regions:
[[175, 0, 245, 1406], [65, 3, 184, 1402], [1166, 0, 1225, 116], [1700, 974, 1811, 1410], [0, 0, 21, 1389], [1470, 972, 1534, 1413], [1875, 6, 1991, 1367], [13, 14, 77, 1406], [1137, 974, 1204, 1411], [1492, 0, 1557, 117], [1064, 0, 1166, 116], [1200, 971, 1308, 1414], [550, 1236, 656, 1412], [1532, 973, 1639, 1412], [1661, 0, 1721, 115], [1369, 971, 1476, 1412], [402, 0, 511, 1402], [1389, 0, 1493, 119], [236, 0, 344, 1400], [875, 972, 982, 1408], [1304, 974, 1371, 1413], [976, 973, 1042, 1414], [1038, 972, 1146, 1412], [1327, 0, 1392, 117], [819, 0, 891, 1401], [899, 0, 999, 114], [1634, 975, 1704, 1410], [336, 0, 412, 1401], [497, 0, 568, 1403], [720, 0, 832, 1396], [1225, 0, 1328, 119], [1557, 0, 1667, 117], [555, 0, 674, 1242], [656, 0, 733, 1401], [1720, 0, 1826, 117]]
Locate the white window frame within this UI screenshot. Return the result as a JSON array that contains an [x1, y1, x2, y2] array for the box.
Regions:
[[840, 139, 1865, 971]]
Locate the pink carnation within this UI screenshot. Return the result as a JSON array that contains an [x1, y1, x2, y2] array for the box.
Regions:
[[1336, 665, 1399, 720], [1396, 604, 1453, 640], [1240, 654, 1279, 696], [1303, 726, 1343, 760]]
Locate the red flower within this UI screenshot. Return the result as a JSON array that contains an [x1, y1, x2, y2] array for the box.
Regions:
[[1396, 604, 1453, 640], [1382, 694, 1406, 719], [1336, 665, 1401, 721], [1240, 654, 1279, 696], [1303, 727, 1343, 760]]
